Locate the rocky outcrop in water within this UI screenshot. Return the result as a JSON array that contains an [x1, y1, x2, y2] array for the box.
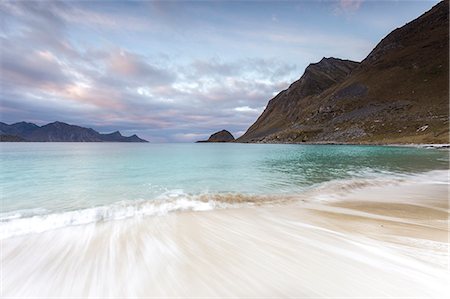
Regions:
[[197, 130, 235, 142]]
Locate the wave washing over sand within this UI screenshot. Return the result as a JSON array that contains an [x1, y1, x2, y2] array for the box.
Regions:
[[1, 169, 446, 239], [1, 170, 449, 297]]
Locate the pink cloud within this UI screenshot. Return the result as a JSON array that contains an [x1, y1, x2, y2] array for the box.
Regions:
[[64, 85, 125, 110], [106, 49, 175, 85], [108, 50, 142, 76]]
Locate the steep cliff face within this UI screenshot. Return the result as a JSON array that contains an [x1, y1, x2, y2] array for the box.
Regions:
[[240, 58, 359, 141], [238, 0, 449, 144]]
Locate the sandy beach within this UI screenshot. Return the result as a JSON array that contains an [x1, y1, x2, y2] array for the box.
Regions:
[[2, 171, 448, 298]]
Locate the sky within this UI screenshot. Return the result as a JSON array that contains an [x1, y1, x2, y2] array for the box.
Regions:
[[0, 0, 439, 142]]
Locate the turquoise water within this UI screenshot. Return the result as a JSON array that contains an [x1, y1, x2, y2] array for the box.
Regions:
[[1, 143, 448, 210], [0, 143, 448, 237]]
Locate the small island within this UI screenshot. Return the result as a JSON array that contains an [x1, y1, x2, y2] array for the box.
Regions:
[[196, 130, 235, 142]]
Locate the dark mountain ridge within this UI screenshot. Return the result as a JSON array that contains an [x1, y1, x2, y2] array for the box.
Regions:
[[0, 121, 39, 137], [238, 0, 449, 144], [240, 58, 359, 141], [0, 121, 148, 142]]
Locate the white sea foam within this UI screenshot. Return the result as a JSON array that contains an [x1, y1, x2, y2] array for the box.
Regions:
[[0, 195, 231, 239], [1, 169, 448, 239]]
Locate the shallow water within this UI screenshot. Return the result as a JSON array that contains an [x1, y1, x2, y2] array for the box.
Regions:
[[1, 143, 448, 209], [1, 143, 448, 237]]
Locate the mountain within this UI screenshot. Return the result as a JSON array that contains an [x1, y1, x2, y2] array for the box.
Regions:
[[238, 0, 449, 144], [239, 58, 359, 142], [197, 130, 235, 142], [0, 121, 148, 142], [99, 131, 146, 142], [26, 122, 104, 142], [0, 121, 39, 136]]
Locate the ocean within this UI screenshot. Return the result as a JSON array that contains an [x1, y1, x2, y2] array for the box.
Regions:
[[0, 143, 449, 238], [1, 143, 448, 238], [1, 143, 449, 297]]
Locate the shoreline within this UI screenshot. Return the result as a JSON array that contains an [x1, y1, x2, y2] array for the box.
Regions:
[[2, 173, 448, 297], [234, 140, 450, 149], [2, 141, 450, 148]]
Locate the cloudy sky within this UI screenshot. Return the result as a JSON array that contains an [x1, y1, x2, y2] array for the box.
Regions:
[[0, 0, 438, 142]]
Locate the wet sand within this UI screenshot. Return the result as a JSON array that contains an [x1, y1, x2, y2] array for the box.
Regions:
[[2, 181, 449, 298]]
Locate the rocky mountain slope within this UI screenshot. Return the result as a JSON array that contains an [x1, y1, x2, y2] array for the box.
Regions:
[[197, 130, 235, 142], [0, 121, 148, 142], [238, 0, 449, 144]]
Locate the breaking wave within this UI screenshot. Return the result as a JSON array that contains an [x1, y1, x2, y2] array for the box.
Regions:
[[1, 170, 447, 239], [0, 190, 286, 239]]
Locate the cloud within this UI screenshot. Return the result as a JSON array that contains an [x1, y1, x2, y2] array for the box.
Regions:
[[234, 106, 264, 114], [186, 58, 297, 81], [1, 48, 71, 89], [190, 59, 237, 77], [261, 30, 371, 62], [340, 0, 363, 11], [0, 0, 151, 32], [334, 0, 364, 15], [107, 50, 176, 85]]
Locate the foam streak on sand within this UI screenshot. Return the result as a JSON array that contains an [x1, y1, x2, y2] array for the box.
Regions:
[[1, 172, 449, 298], [1, 170, 446, 239]]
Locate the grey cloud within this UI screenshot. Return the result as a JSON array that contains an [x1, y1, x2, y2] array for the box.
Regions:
[[185, 58, 297, 81], [1, 0, 66, 29], [0, 39, 72, 89], [190, 59, 237, 77], [1, 1, 80, 59], [1, 0, 149, 32], [105, 50, 177, 86]]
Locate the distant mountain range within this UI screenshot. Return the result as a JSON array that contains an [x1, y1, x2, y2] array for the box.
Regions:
[[0, 121, 148, 142], [238, 0, 449, 144]]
